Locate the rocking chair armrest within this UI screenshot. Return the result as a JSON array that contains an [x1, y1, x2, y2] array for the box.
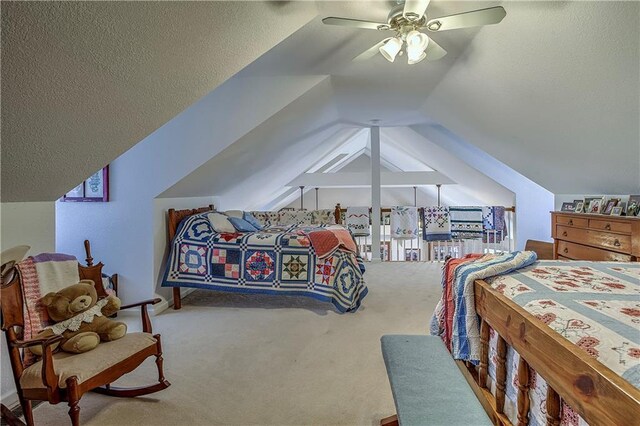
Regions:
[[120, 298, 161, 333], [12, 334, 64, 349], [13, 335, 61, 391], [120, 298, 161, 310]]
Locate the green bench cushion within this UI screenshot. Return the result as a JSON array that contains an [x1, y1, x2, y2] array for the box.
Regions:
[[381, 335, 492, 426]]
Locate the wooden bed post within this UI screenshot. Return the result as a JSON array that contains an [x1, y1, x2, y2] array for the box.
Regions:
[[334, 203, 342, 225], [478, 319, 489, 388], [546, 386, 561, 426], [516, 357, 531, 426], [166, 205, 215, 310], [495, 335, 507, 415]]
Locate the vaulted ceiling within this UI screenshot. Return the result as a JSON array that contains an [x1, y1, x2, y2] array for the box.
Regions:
[[2, 1, 638, 203]]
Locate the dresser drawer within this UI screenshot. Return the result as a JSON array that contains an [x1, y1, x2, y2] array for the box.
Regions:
[[555, 215, 588, 228], [589, 218, 632, 234], [556, 225, 632, 253], [556, 240, 633, 262]]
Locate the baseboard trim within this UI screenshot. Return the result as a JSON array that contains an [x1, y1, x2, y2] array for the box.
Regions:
[[149, 298, 169, 316], [151, 288, 196, 315], [1, 391, 19, 411]]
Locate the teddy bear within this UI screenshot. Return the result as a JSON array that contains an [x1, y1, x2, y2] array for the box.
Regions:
[[29, 280, 127, 356]]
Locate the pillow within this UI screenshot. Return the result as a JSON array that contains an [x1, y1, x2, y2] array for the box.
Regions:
[[224, 210, 244, 219], [228, 217, 258, 233], [243, 212, 263, 230], [207, 212, 236, 234]]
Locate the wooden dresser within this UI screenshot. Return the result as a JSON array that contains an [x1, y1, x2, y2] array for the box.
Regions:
[[551, 212, 640, 261]]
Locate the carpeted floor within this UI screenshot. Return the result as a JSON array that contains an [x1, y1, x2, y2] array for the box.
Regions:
[[24, 262, 443, 426]]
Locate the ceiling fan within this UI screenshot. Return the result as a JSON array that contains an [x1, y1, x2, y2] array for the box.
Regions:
[[322, 0, 506, 64]]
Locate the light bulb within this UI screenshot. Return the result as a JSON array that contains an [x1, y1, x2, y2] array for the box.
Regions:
[[406, 31, 429, 65], [379, 37, 402, 63]]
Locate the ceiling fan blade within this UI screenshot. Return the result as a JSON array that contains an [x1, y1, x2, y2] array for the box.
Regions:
[[403, 0, 431, 21], [322, 17, 389, 31], [353, 38, 391, 62], [425, 38, 447, 61], [424, 6, 506, 32]]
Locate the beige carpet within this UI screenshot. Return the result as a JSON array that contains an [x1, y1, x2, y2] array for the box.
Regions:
[[27, 262, 443, 426]]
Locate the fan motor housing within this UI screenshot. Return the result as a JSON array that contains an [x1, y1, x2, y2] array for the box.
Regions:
[[386, 4, 426, 32]]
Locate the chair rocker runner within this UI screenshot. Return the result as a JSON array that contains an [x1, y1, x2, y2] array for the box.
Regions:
[[0, 240, 170, 426]]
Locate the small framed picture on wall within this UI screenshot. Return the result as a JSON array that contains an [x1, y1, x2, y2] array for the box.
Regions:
[[62, 166, 109, 202]]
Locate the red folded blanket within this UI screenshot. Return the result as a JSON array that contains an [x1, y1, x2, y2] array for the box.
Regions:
[[307, 227, 357, 258]]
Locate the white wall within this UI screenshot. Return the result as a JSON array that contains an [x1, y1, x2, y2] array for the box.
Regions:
[[56, 75, 324, 306], [1, 202, 56, 407]]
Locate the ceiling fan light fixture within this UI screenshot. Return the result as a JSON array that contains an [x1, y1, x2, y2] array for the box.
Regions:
[[406, 31, 429, 64], [379, 37, 402, 62], [407, 51, 426, 65], [406, 31, 429, 51]]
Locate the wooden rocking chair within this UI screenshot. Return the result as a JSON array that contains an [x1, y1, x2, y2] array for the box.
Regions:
[[0, 241, 170, 426]]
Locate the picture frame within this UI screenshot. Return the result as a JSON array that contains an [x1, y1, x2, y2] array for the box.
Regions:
[[404, 248, 421, 261], [627, 201, 639, 217], [583, 196, 601, 212], [602, 199, 618, 215], [610, 206, 623, 216], [62, 166, 109, 202], [587, 199, 602, 214], [574, 201, 584, 214], [617, 201, 627, 215], [628, 195, 640, 216], [560, 202, 575, 212]]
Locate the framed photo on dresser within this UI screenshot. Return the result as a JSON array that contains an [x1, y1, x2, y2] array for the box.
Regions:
[[574, 201, 584, 213], [587, 199, 602, 214], [602, 199, 618, 215], [560, 202, 576, 212]]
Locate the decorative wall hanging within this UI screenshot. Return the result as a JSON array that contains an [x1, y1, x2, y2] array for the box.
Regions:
[[62, 166, 109, 202]]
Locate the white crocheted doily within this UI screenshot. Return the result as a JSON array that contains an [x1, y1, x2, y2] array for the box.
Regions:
[[45, 298, 111, 336]]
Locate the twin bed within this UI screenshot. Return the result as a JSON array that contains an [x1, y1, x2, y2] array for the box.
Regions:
[[435, 254, 640, 425], [162, 206, 367, 312]]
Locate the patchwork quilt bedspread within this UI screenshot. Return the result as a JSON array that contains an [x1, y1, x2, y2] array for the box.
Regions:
[[162, 213, 368, 312], [484, 261, 640, 425]]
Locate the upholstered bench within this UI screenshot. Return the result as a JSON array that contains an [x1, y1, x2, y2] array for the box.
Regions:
[[381, 335, 492, 426]]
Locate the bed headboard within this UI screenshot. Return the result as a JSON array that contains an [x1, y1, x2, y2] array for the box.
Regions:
[[167, 205, 215, 244]]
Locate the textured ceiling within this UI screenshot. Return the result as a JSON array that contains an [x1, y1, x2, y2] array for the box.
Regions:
[[1, 1, 317, 201], [3, 1, 638, 203]]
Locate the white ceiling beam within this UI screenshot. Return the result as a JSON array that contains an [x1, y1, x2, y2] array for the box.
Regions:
[[287, 171, 455, 188]]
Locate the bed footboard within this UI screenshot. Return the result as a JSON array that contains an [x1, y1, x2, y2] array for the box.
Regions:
[[468, 279, 640, 425], [167, 205, 214, 310]]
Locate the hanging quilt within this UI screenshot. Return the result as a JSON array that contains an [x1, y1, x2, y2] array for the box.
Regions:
[[449, 206, 484, 240], [390, 206, 419, 239], [482, 206, 508, 243], [422, 206, 452, 241], [163, 212, 368, 312], [346, 206, 370, 236]]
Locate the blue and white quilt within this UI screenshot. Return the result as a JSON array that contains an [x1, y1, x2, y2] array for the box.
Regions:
[[162, 213, 368, 312]]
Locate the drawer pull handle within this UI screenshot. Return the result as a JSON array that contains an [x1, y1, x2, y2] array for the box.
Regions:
[[562, 231, 568, 237], [614, 239, 621, 247], [568, 220, 573, 226], [605, 224, 611, 230], [563, 248, 569, 254]]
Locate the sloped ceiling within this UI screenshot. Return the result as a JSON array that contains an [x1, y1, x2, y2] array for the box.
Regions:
[[419, 1, 640, 193], [3, 1, 638, 204], [1, 1, 317, 201]]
